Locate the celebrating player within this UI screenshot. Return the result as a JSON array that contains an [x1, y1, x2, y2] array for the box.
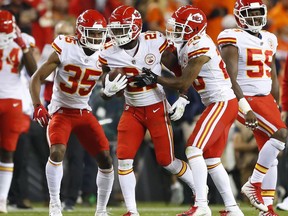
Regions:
[[29, 10, 123, 216], [100, 5, 195, 216], [134, 5, 244, 216], [0, 10, 37, 213], [218, 0, 287, 214]]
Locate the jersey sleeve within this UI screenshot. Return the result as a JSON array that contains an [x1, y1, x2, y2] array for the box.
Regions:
[[22, 33, 36, 48], [51, 35, 67, 61], [268, 32, 278, 55], [99, 41, 114, 66], [186, 36, 214, 60], [143, 31, 168, 54], [217, 29, 238, 50]]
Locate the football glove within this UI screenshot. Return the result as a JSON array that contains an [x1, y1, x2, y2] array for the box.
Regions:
[[134, 67, 158, 88], [169, 96, 190, 121], [13, 25, 27, 50], [33, 104, 51, 127], [103, 73, 127, 97]]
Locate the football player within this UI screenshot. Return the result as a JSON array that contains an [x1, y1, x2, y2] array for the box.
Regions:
[[134, 5, 244, 216], [0, 10, 37, 213], [99, 5, 195, 216], [218, 0, 287, 214], [29, 10, 124, 216]]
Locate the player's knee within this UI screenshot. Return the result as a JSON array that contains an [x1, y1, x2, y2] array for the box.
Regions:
[[268, 137, 286, 151], [118, 159, 133, 171], [96, 150, 113, 169], [272, 128, 288, 144], [50, 144, 66, 162], [185, 146, 203, 159], [163, 158, 182, 174]]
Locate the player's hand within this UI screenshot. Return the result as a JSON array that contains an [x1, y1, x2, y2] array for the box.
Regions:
[[244, 110, 258, 130], [169, 96, 190, 121], [134, 67, 158, 88], [103, 73, 127, 97], [33, 104, 51, 127], [13, 25, 27, 50]]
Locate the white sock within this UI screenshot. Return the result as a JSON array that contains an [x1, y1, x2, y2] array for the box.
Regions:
[[186, 148, 208, 207], [119, 170, 137, 213], [206, 158, 237, 207], [164, 159, 195, 194], [251, 138, 283, 183], [262, 160, 277, 206], [45, 157, 63, 203], [96, 167, 114, 213], [0, 162, 13, 200]]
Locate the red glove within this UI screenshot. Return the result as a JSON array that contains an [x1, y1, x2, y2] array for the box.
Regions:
[[13, 25, 27, 50], [33, 104, 51, 127]]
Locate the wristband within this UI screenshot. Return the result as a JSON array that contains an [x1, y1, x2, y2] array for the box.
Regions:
[[22, 48, 29, 54], [238, 98, 252, 114]]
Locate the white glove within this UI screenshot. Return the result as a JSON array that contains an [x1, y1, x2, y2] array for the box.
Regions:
[[169, 96, 190, 121], [103, 73, 127, 97]]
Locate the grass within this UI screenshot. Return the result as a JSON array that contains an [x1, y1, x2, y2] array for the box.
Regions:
[[4, 202, 288, 216]]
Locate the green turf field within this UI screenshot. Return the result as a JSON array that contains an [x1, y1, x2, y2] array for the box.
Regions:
[[4, 202, 288, 216]]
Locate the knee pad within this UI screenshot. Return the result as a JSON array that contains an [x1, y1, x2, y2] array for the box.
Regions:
[[205, 158, 221, 167], [270, 138, 285, 151], [118, 159, 133, 171], [185, 146, 203, 159], [163, 158, 182, 174]]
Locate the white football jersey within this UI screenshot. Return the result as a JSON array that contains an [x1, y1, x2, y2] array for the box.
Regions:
[[48, 35, 103, 114], [177, 34, 235, 106], [0, 33, 35, 99], [99, 31, 168, 107], [218, 29, 277, 96]]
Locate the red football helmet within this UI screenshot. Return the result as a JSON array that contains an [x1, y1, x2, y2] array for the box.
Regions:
[[0, 10, 16, 48], [76, 9, 107, 50], [166, 5, 207, 44], [108, 5, 142, 46], [234, 0, 267, 33]]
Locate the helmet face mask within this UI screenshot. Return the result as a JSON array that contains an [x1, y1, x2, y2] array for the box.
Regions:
[[166, 6, 207, 44], [234, 0, 267, 33], [108, 5, 142, 46], [76, 10, 107, 51], [0, 10, 16, 49]]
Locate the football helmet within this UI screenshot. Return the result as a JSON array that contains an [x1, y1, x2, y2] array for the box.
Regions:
[[166, 5, 207, 44], [76, 9, 107, 50], [234, 0, 267, 33], [0, 10, 16, 49], [108, 5, 142, 46]]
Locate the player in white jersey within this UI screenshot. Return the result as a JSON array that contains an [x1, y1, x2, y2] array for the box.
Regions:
[[0, 10, 37, 213], [99, 5, 195, 216], [29, 10, 123, 216], [135, 5, 244, 216], [217, 0, 287, 215]]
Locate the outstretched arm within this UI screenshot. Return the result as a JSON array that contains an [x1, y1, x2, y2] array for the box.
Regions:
[[157, 55, 209, 92]]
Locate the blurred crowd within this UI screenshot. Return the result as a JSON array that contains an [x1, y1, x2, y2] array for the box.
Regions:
[[1, 0, 288, 212]]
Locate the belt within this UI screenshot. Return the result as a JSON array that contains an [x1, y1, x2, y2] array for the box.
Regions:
[[57, 107, 90, 115]]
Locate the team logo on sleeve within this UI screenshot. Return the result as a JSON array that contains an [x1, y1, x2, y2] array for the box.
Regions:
[[145, 53, 156, 65]]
